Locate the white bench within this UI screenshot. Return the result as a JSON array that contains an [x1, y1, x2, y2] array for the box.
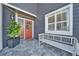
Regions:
[[39, 33, 78, 55]]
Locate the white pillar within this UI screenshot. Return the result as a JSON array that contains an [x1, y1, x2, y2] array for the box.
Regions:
[[24, 19, 25, 39], [15, 13, 18, 22], [0, 3, 3, 50]]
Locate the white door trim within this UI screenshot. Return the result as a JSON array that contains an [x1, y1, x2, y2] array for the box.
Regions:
[[0, 3, 3, 50], [17, 17, 34, 39]]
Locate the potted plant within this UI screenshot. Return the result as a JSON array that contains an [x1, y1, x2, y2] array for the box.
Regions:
[[7, 19, 21, 48]]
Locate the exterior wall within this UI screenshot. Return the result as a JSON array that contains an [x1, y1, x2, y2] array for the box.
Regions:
[[9, 3, 37, 15], [4, 3, 71, 40], [3, 5, 12, 48], [73, 3, 79, 42], [2, 3, 79, 49], [9, 3, 38, 39], [35, 3, 69, 39], [36, 3, 79, 42], [2, 3, 37, 48]]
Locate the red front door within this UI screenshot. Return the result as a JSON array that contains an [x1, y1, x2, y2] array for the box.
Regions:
[[25, 20, 32, 40]]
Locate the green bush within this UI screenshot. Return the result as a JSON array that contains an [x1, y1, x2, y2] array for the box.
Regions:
[[7, 20, 21, 39]]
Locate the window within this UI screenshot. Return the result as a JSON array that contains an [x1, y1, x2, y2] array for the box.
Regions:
[[56, 11, 68, 31], [45, 4, 73, 35], [48, 15, 55, 31]]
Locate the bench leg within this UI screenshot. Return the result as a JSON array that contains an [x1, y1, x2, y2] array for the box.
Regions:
[[39, 41, 40, 47], [72, 47, 76, 56]]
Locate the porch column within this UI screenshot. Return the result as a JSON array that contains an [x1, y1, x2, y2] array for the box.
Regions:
[[0, 3, 3, 50], [15, 13, 18, 22]]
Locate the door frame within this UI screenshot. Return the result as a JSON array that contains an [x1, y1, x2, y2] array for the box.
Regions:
[[16, 16, 34, 39]]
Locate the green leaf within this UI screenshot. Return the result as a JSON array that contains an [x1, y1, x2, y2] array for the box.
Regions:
[[7, 19, 21, 39]]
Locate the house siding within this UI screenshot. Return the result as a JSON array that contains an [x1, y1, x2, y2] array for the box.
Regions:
[[2, 3, 38, 48], [35, 3, 69, 39], [36, 3, 79, 41], [9, 3, 37, 15], [73, 3, 79, 42], [3, 5, 11, 48], [8, 3, 38, 39], [2, 3, 79, 49]]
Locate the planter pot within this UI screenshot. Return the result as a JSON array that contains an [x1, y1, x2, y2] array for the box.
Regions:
[[8, 37, 20, 48]]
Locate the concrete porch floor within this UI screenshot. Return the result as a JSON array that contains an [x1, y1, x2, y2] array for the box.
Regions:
[[0, 39, 72, 56]]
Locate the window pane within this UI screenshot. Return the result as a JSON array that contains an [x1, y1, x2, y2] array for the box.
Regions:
[[18, 19, 23, 26], [57, 23, 61, 30], [48, 24, 51, 30], [57, 13, 62, 22], [62, 22, 67, 31], [48, 24, 55, 31], [62, 12, 67, 21], [51, 24, 55, 30], [48, 16, 55, 23]]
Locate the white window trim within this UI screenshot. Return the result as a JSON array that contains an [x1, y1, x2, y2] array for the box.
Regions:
[[45, 4, 73, 36]]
